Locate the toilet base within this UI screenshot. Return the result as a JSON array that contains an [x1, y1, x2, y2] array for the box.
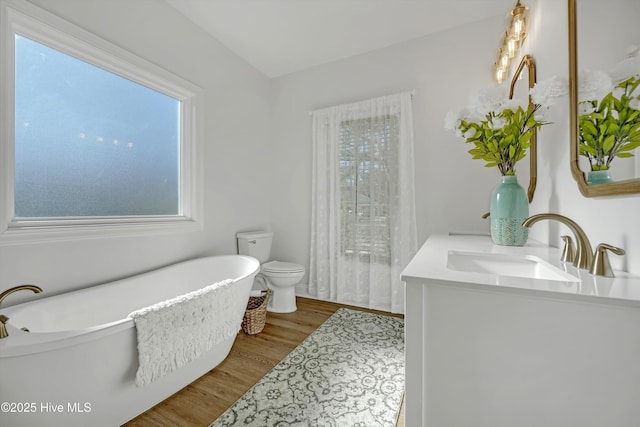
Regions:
[[267, 285, 297, 313]]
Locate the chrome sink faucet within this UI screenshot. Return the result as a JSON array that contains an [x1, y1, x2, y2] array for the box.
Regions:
[[522, 213, 594, 270]]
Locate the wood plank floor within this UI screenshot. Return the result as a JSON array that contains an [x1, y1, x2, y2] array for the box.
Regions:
[[124, 297, 405, 427]]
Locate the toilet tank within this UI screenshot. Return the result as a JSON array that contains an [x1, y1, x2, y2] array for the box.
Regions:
[[236, 231, 273, 263]]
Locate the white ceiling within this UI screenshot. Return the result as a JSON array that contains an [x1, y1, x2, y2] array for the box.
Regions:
[[165, 0, 517, 78]]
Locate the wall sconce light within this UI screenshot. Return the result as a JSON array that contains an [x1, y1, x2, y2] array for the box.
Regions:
[[507, 1, 528, 41], [494, 0, 529, 83]]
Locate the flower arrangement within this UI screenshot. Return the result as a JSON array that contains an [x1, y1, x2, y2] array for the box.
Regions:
[[577, 48, 640, 171], [445, 82, 558, 176]]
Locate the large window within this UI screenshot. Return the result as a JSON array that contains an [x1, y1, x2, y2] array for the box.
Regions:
[[15, 36, 181, 218], [0, 0, 203, 243]]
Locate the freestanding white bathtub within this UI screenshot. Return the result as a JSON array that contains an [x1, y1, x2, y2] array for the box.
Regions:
[[0, 255, 260, 427]]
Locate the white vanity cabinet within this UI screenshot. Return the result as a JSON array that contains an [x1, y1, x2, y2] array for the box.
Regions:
[[401, 234, 640, 427]]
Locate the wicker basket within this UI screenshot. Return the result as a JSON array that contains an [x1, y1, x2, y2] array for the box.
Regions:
[[241, 289, 271, 335]]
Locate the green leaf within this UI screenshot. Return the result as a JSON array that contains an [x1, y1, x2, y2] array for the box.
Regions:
[[618, 140, 640, 151], [581, 134, 595, 145], [613, 96, 623, 111], [599, 122, 609, 136], [603, 135, 616, 152], [582, 120, 598, 136], [620, 109, 630, 123], [616, 152, 634, 158]]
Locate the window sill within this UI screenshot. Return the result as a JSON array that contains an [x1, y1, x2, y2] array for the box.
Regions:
[[0, 217, 203, 246]]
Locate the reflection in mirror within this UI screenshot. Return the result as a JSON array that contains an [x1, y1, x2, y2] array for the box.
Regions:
[[509, 55, 536, 202], [569, 0, 640, 196]]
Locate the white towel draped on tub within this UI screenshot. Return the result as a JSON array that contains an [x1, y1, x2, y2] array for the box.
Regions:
[[128, 278, 241, 387]]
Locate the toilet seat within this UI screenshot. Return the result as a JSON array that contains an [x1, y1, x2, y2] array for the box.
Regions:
[[262, 261, 305, 275]]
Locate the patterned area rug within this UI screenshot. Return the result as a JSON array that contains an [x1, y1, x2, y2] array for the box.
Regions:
[[210, 308, 405, 427]]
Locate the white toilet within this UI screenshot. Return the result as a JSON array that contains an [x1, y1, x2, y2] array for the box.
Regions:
[[237, 231, 305, 313]]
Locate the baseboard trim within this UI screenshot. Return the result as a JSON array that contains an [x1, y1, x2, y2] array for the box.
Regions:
[[294, 284, 393, 313]]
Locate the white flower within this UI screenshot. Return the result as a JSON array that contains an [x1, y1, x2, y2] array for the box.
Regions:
[[467, 84, 508, 116], [577, 101, 596, 116], [463, 128, 475, 139], [534, 113, 545, 122], [501, 98, 529, 112], [630, 98, 640, 110], [530, 75, 568, 106], [464, 109, 487, 123], [444, 109, 466, 130], [609, 56, 640, 84], [578, 69, 613, 102], [490, 117, 507, 129]]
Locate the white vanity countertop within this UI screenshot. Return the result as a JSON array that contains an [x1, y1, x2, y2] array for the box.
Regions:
[[401, 233, 640, 307]]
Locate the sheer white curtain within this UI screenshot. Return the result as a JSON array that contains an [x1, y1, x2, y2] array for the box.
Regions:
[[309, 92, 417, 314]]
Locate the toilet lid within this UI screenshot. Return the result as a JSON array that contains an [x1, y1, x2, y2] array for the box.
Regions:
[[262, 261, 305, 274]]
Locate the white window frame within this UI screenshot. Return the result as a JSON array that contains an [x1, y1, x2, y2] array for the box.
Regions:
[[0, 0, 204, 245]]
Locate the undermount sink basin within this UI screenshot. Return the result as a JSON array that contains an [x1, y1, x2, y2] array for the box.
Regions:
[[447, 251, 580, 282]]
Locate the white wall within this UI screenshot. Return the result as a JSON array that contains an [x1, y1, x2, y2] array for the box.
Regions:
[[0, 0, 272, 306], [270, 16, 517, 286]]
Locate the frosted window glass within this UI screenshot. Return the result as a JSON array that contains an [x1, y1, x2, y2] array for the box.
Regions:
[[14, 35, 180, 218]]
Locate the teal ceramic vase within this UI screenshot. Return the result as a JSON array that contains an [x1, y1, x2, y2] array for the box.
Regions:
[[587, 170, 612, 185], [490, 175, 529, 246]]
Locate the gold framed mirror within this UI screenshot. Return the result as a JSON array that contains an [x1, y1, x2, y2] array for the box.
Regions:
[[510, 54, 537, 202], [569, 0, 640, 196]]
